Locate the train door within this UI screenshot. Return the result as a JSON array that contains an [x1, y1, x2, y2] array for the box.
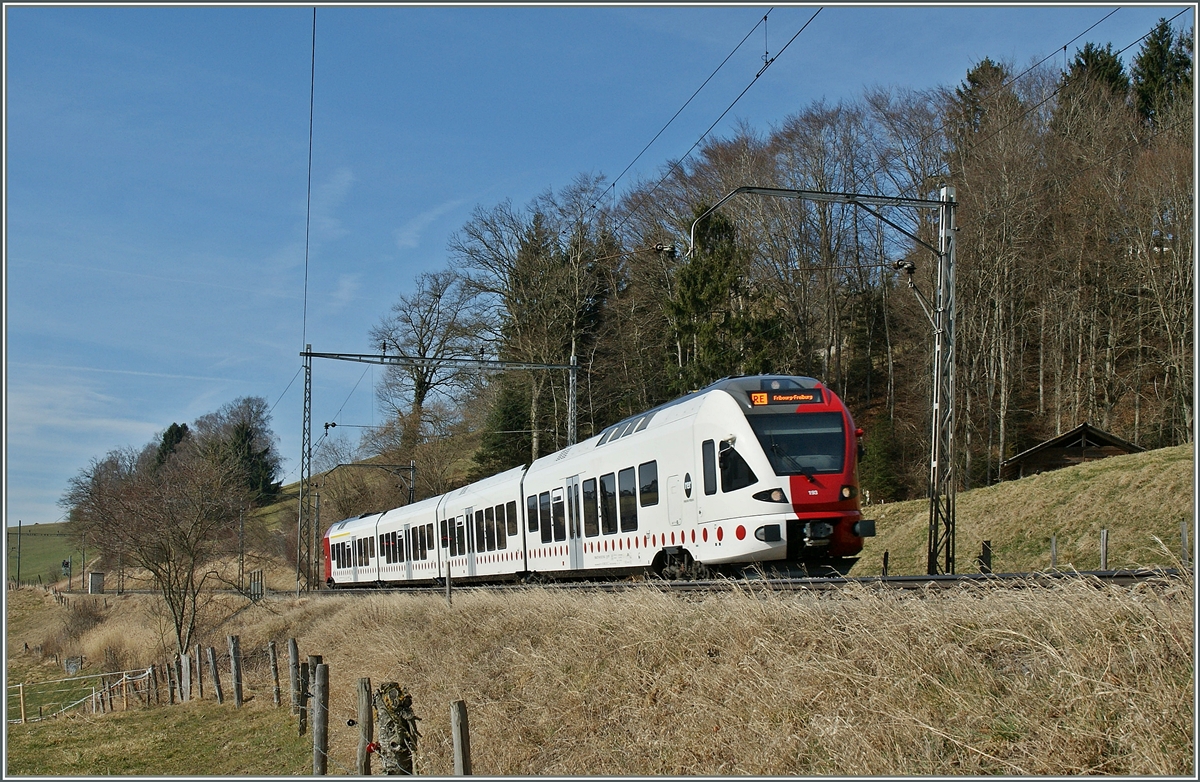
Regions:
[[350, 536, 360, 583], [566, 475, 583, 569], [464, 508, 478, 578], [402, 525, 413, 581], [666, 476, 684, 527]]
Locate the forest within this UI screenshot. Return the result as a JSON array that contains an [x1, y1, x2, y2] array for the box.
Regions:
[[324, 21, 1194, 516]]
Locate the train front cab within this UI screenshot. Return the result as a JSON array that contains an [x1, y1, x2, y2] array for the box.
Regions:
[[691, 376, 873, 575]]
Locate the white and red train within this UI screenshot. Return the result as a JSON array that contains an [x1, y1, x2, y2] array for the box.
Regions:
[[323, 375, 876, 587]]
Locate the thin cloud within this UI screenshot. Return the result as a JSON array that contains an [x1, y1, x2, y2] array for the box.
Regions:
[[327, 273, 362, 311], [312, 167, 356, 244], [9, 362, 239, 384], [394, 198, 467, 249], [6, 257, 301, 300]]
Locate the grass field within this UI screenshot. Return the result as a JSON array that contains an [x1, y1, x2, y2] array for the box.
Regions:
[[5, 443, 1195, 775], [5, 522, 80, 588], [5, 576, 1193, 776]]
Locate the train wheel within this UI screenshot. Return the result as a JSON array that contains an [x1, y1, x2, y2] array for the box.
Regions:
[[653, 549, 710, 581]]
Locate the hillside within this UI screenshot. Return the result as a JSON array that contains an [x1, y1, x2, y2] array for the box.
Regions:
[[860, 443, 1194, 575]]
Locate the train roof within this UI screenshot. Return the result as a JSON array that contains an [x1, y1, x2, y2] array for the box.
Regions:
[[593, 374, 823, 439], [525, 375, 826, 474]]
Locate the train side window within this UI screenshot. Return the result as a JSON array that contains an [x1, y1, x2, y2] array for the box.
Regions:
[[418, 526, 426, 561], [551, 490, 567, 542], [720, 441, 759, 492], [527, 495, 539, 533], [485, 506, 497, 551], [582, 478, 599, 537], [396, 535, 404, 563], [447, 518, 457, 556], [599, 473, 618, 534], [634, 412, 654, 433], [475, 510, 486, 553], [369, 535, 376, 560], [506, 501, 518, 537], [618, 467, 638, 532], [427, 523, 434, 552], [456, 516, 467, 556], [703, 440, 717, 495], [539, 492, 553, 544], [496, 504, 507, 549], [440, 518, 449, 549], [639, 461, 659, 506]]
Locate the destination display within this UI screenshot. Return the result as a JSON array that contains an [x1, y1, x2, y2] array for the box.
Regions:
[[749, 389, 823, 406]]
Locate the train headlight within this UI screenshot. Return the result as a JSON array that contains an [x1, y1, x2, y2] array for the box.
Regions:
[[752, 488, 788, 503], [839, 485, 857, 500]]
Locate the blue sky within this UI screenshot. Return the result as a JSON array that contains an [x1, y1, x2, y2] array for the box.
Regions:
[[4, 3, 1192, 527]]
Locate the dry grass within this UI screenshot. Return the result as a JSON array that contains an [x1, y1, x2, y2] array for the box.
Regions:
[[196, 577, 1194, 776], [8, 445, 1194, 775], [863, 443, 1194, 575]]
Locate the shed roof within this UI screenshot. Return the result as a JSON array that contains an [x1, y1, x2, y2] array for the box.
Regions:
[[1000, 422, 1143, 469]]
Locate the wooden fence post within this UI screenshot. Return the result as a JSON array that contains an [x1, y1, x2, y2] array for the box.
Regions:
[[356, 678, 373, 775], [1050, 535, 1057, 569], [269, 640, 281, 707], [19, 683, 26, 724], [307, 655, 322, 696], [194, 644, 204, 700], [288, 638, 300, 714], [207, 647, 224, 705], [228, 635, 243, 708], [451, 699, 472, 775], [1100, 528, 1109, 571], [180, 653, 191, 702], [298, 662, 309, 737], [312, 663, 329, 775], [1182, 519, 1190, 567], [150, 665, 159, 705], [122, 674, 129, 711], [306, 654, 322, 727]]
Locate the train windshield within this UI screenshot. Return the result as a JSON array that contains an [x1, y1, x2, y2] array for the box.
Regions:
[[748, 412, 845, 476]]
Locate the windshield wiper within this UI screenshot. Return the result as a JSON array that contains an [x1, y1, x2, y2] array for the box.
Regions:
[[770, 441, 815, 482]]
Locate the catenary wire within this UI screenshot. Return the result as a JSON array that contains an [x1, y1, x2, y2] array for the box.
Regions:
[[611, 8, 823, 238], [588, 9, 774, 214], [911, 7, 1192, 195], [301, 8, 316, 350]]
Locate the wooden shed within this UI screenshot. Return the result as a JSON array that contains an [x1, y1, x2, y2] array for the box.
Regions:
[[999, 423, 1143, 481]]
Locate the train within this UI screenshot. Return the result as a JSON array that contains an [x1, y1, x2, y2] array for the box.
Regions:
[[323, 374, 876, 587]]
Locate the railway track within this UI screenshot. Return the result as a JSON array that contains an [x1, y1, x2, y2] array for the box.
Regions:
[[293, 566, 1188, 599], [77, 567, 1188, 601]]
